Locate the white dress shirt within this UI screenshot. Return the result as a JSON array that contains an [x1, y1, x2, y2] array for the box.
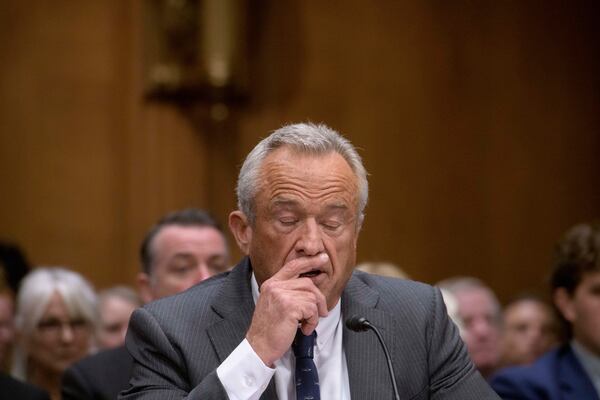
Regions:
[[216, 273, 351, 400], [572, 339, 600, 397]]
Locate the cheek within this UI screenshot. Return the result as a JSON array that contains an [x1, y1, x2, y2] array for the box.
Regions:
[[28, 338, 57, 366], [29, 333, 52, 351], [253, 230, 294, 264], [583, 303, 600, 326], [158, 271, 187, 288], [330, 233, 357, 268], [76, 332, 93, 350]]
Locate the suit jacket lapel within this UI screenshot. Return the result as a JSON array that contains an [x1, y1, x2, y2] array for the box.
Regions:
[[205, 258, 278, 400], [558, 346, 600, 400], [342, 274, 398, 399]]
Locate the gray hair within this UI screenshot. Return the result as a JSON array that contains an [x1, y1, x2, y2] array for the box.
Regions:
[[98, 285, 142, 309], [436, 276, 502, 319], [11, 267, 98, 380], [237, 123, 369, 224]]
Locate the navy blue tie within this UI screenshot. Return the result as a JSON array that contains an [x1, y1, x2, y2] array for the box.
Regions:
[[292, 329, 320, 400]]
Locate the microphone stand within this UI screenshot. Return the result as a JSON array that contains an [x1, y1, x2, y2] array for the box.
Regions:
[[346, 316, 400, 400]]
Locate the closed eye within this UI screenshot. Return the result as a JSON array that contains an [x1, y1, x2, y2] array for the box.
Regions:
[[279, 218, 298, 226], [322, 221, 342, 230]]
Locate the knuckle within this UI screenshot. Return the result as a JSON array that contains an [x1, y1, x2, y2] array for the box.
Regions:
[[261, 280, 276, 293]]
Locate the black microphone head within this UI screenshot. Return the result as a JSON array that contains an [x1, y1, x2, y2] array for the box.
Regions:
[[345, 315, 370, 332]]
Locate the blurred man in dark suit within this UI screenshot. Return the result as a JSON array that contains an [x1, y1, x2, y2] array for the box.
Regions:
[[61, 208, 229, 400]]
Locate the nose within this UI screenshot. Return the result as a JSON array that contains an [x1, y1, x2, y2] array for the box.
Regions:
[[471, 319, 493, 340], [195, 264, 212, 282], [294, 218, 325, 256], [60, 323, 75, 342]]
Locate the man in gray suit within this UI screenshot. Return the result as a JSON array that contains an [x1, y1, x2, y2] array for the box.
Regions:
[[120, 123, 499, 399]]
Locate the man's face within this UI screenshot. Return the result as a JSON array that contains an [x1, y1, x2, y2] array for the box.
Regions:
[[559, 271, 600, 356], [236, 147, 361, 310], [138, 225, 228, 302], [501, 299, 558, 366], [456, 287, 502, 373]]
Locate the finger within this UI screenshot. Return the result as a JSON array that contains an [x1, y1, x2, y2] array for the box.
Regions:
[[291, 292, 327, 332], [271, 253, 329, 281], [297, 302, 320, 335], [264, 277, 328, 317]]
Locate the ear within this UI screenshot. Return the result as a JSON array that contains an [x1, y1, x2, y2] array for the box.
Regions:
[[553, 287, 576, 323], [229, 210, 252, 255], [136, 272, 154, 304]]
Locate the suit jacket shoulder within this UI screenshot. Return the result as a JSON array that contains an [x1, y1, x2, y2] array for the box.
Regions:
[[343, 272, 499, 399], [0, 372, 50, 400], [62, 345, 133, 400], [119, 259, 254, 399], [490, 345, 599, 400]]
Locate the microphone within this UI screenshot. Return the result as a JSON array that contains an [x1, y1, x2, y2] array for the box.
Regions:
[[346, 315, 400, 400]]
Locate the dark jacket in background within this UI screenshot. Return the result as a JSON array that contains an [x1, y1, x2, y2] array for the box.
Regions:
[[490, 345, 599, 400], [0, 372, 50, 400], [62, 346, 133, 400]]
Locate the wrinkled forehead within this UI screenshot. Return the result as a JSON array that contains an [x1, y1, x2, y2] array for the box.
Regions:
[[257, 148, 360, 202]]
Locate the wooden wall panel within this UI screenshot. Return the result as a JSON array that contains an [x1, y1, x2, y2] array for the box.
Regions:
[[0, 1, 598, 303], [0, 2, 134, 288]]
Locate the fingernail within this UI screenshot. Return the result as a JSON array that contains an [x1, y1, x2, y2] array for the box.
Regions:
[[319, 253, 329, 261]]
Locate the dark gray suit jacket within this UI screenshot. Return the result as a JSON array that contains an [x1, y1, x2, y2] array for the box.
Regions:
[[119, 258, 499, 399]]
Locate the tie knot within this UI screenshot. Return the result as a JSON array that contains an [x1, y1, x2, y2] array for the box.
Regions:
[[292, 329, 316, 359]]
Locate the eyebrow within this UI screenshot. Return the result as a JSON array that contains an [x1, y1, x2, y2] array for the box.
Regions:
[[271, 198, 299, 208], [169, 253, 195, 262], [323, 203, 349, 212], [270, 198, 350, 213]]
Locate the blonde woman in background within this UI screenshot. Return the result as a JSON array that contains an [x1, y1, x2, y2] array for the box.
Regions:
[[12, 267, 97, 400]]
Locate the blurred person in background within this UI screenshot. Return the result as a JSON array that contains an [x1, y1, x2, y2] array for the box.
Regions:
[[12, 267, 98, 400], [62, 208, 230, 400], [437, 277, 502, 379], [96, 286, 142, 350], [0, 242, 30, 373], [0, 244, 48, 398], [498, 294, 560, 368], [491, 222, 600, 399], [136, 208, 230, 302], [0, 271, 15, 373], [355, 261, 410, 279], [0, 242, 31, 294]]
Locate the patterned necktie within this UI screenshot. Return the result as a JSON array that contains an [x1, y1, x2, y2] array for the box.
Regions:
[[292, 329, 321, 400]]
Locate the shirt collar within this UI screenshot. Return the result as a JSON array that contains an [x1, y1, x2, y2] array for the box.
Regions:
[[572, 339, 600, 381], [251, 272, 341, 351]]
